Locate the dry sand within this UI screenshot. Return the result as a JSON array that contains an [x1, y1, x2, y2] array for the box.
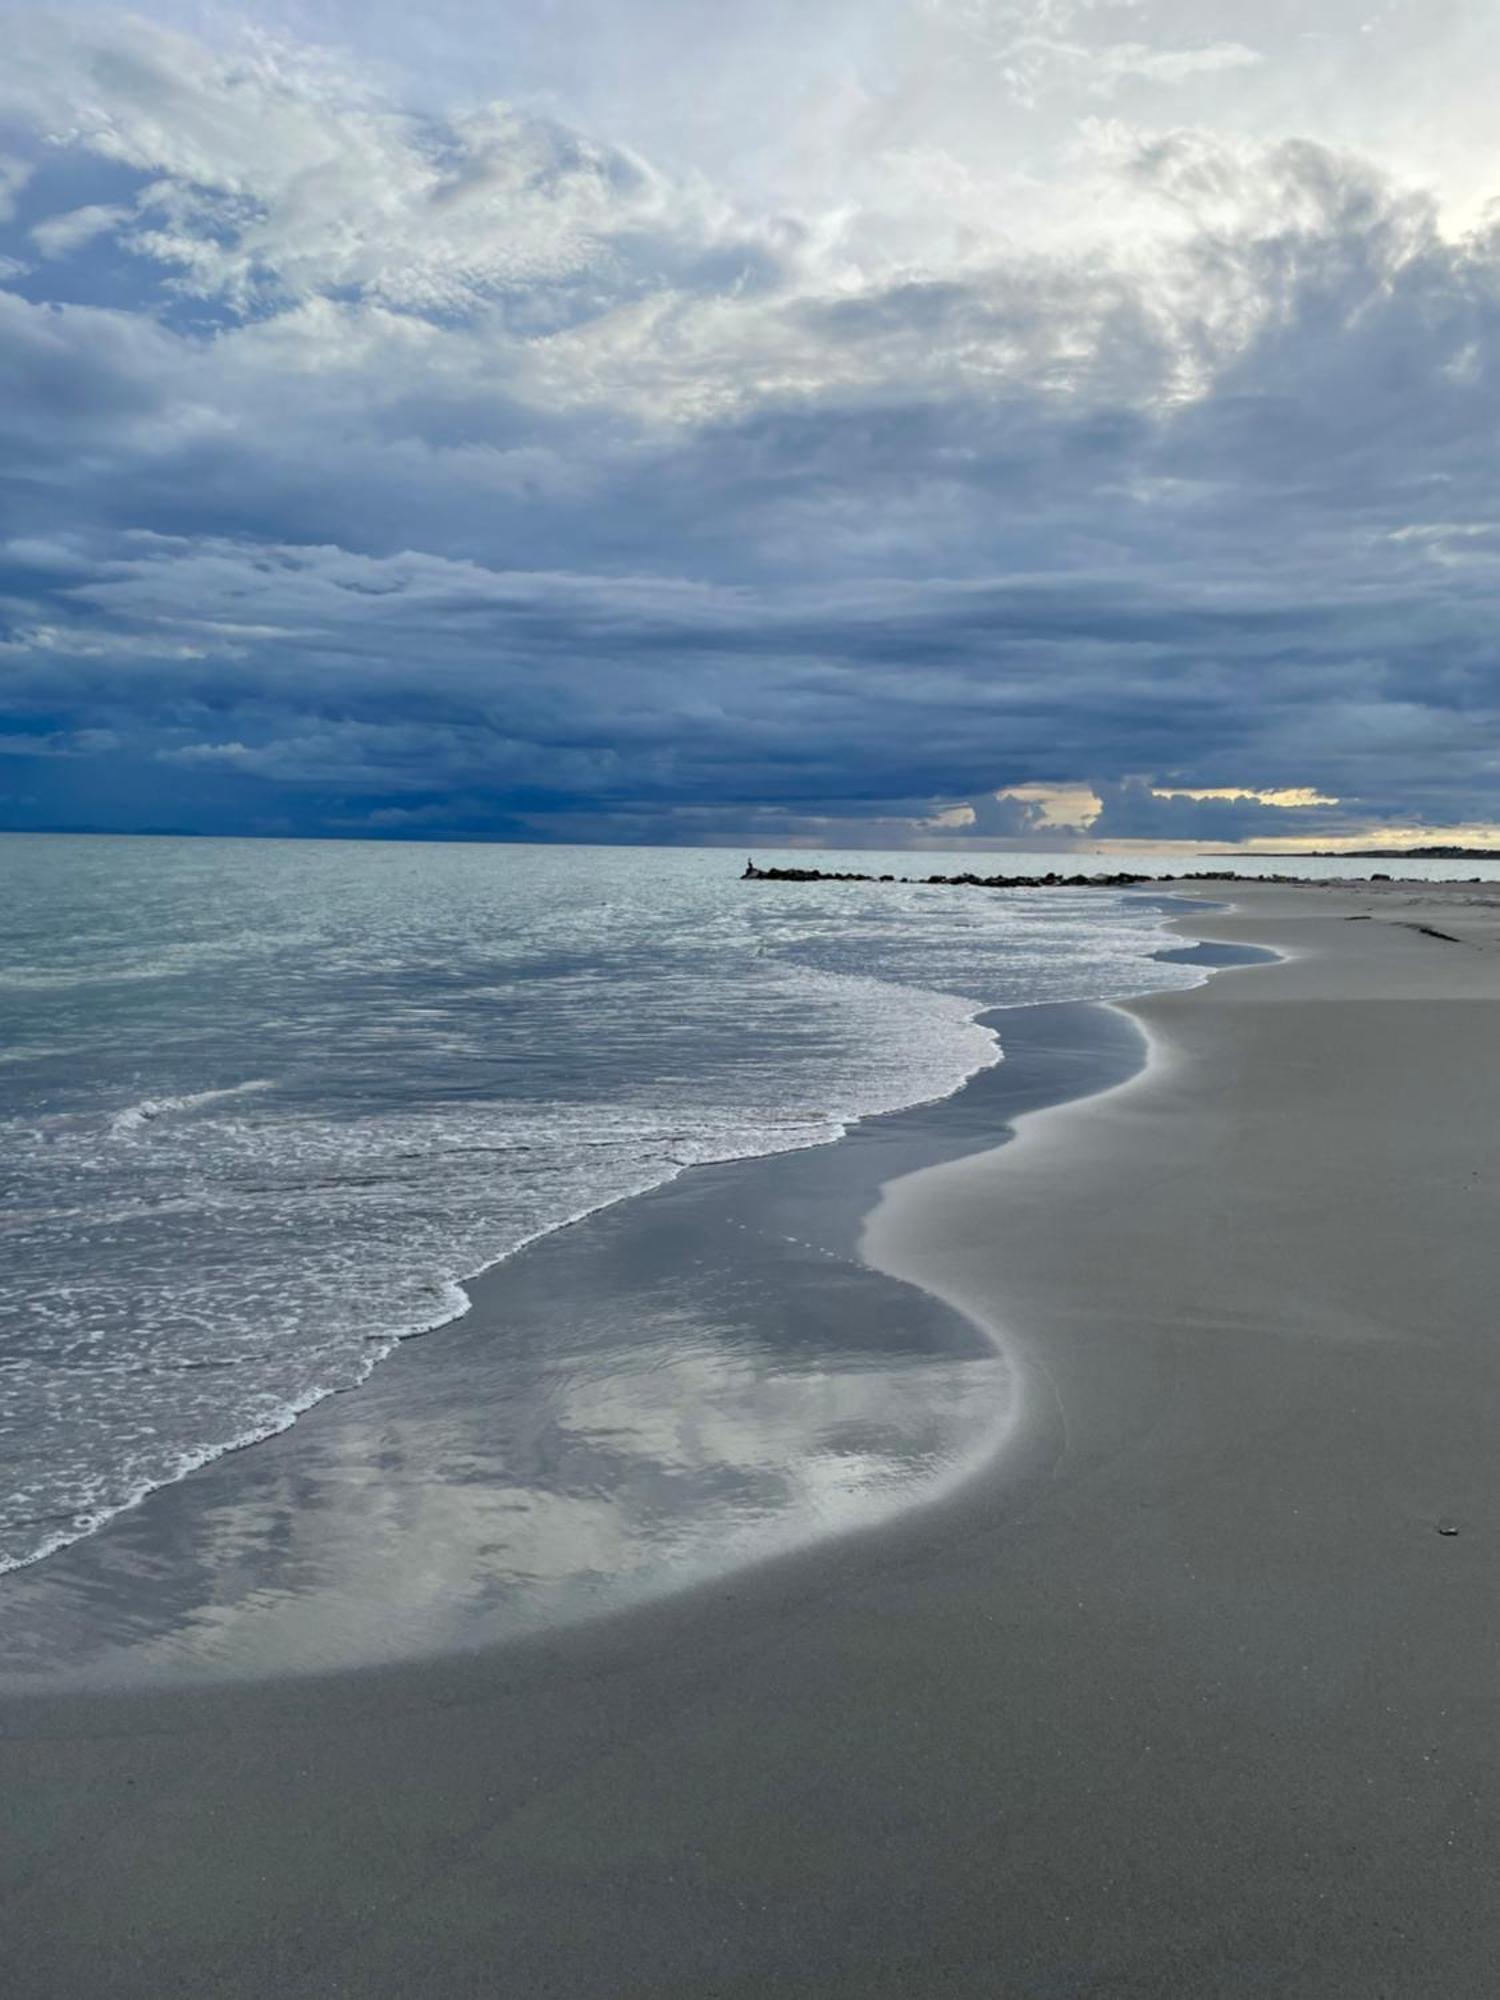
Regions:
[[6, 880, 1500, 1996]]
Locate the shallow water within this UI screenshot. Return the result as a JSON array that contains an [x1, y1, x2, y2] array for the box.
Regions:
[[1, 835, 1209, 1589], [0, 1002, 1149, 1685]]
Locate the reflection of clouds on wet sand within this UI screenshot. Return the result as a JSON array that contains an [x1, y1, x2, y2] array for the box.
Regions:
[[2, 1007, 1098, 1692], [0, 1297, 1008, 1689], [0, 1000, 1158, 1696]]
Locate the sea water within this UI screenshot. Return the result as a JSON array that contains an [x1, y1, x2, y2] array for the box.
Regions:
[[1, 835, 1217, 1578]]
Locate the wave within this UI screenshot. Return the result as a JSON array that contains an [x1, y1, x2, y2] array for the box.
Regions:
[[107, 1079, 274, 1138], [1, 877, 1220, 1583], [0, 1278, 474, 1579], [0, 1003, 1005, 1577]]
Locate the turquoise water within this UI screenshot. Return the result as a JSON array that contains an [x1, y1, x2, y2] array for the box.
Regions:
[[2, 835, 1221, 1574]]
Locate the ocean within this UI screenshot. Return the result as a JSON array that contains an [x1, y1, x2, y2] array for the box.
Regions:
[[6, 834, 1489, 1600]]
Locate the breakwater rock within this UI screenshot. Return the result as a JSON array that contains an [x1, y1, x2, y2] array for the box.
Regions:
[[741, 860, 1312, 889], [748, 860, 1336, 892]]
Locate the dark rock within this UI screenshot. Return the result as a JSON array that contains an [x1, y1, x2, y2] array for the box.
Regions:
[[743, 860, 1332, 892]]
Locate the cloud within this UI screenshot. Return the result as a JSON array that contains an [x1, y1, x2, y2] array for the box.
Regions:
[[0, 154, 32, 223], [29, 201, 132, 258], [960, 790, 1052, 839], [1085, 780, 1346, 843], [925, 1, 1261, 109], [0, 724, 117, 757], [0, 16, 773, 322], [2, 8, 1500, 843], [943, 779, 1349, 847]]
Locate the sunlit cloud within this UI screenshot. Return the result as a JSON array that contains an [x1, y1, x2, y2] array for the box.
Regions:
[[1152, 787, 1341, 810]]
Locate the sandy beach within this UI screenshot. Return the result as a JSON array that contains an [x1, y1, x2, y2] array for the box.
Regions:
[[6, 879, 1500, 1996]]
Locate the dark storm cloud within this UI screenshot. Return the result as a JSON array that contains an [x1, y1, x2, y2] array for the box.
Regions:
[[4, 15, 1500, 842], [1084, 783, 1344, 845]]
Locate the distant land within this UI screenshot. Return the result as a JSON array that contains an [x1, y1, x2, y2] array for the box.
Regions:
[[1209, 846, 1500, 860]]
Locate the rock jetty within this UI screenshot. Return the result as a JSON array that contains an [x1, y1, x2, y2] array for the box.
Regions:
[[742, 860, 1312, 889]]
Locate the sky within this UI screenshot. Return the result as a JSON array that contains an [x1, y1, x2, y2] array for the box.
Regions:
[[3, 1, 1500, 849]]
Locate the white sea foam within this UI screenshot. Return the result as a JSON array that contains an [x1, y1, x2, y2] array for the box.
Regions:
[[107, 1079, 275, 1138], [0, 842, 1211, 1577]]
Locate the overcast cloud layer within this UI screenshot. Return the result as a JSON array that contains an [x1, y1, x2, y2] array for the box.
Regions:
[[3, 0, 1500, 846]]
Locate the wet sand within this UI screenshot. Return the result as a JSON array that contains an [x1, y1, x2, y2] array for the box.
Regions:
[[7, 881, 1500, 1995]]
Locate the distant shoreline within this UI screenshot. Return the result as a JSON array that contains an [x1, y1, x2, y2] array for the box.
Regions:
[[1205, 845, 1500, 860]]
